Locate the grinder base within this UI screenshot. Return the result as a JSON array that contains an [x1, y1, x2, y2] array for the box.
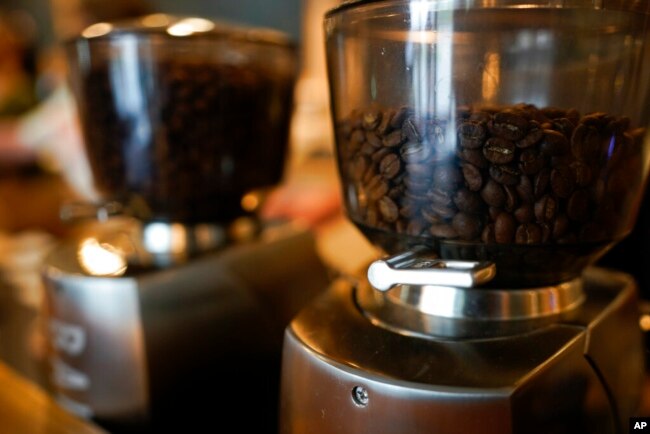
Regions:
[[280, 267, 644, 434]]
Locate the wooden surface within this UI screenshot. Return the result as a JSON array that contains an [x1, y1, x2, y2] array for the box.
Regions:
[[0, 362, 105, 434]]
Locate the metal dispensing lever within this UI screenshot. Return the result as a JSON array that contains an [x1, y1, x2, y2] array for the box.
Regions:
[[367, 250, 496, 292]]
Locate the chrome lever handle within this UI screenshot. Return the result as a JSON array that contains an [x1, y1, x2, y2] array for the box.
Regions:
[[367, 251, 496, 292]]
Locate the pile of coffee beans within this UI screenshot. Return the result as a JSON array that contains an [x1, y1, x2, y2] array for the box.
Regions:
[[76, 59, 295, 223], [337, 103, 646, 250]]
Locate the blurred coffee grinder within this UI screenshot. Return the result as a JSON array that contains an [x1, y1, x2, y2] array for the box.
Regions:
[[41, 15, 329, 433]]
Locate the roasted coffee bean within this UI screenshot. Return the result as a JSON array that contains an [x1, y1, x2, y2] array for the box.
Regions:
[[402, 116, 423, 142], [429, 187, 454, 207], [379, 153, 401, 179], [540, 222, 552, 243], [489, 165, 520, 186], [469, 110, 492, 123], [552, 118, 575, 138], [360, 140, 380, 156], [514, 204, 534, 223], [483, 137, 515, 164], [516, 175, 535, 203], [535, 195, 558, 222], [350, 155, 370, 180], [378, 196, 399, 222], [383, 130, 405, 148], [571, 123, 601, 161], [406, 220, 426, 236], [458, 148, 489, 169], [430, 224, 458, 239], [362, 108, 382, 130], [491, 111, 528, 141], [550, 166, 576, 198], [350, 129, 365, 147], [390, 106, 412, 129], [79, 59, 295, 222], [404, 177, 430, 192], [462, 163, 483, 191], [400, 141, 431, 162], [454, 188, 484, 214], [519, 148, 545, 175], [488, 206, 501, 221], [540, 129, 570, 156], [338, 103, 643, 252], [534, 168, 551, 199], [567, 189, 590, 222], [481, 179, 506, 208], [433, 166, 462, 188], [453, 213, 482, 241], [481, 224, 496, 243], [458, 121, 486, 149], [405, 163, 432, 179], [367, 175, 389, 201], [430, 201, 457, 220], [421, 207, 444, 224], [387, 184, 405, 200], [494, 212, 516, 244], [366, 131, 383, 148], [377, 109, 395, 135], [515, 223, 543, 244], [503, 185, 519, 212], [552, 213, 570, 240], [516, 123, 544, 148]]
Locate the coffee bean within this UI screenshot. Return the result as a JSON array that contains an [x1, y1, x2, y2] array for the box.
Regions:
[[453, 213, 482, 240], [483, 137, 515, 164], [552, 213, 570, 239], [433, 166, 462, 189], [458, 121, 486, 149], [402, 116, 423, 142], [551, 166, 576, 198], [362, 108, 382, 130], [481, 224, 496, 243], [383, 130, 405, 148], [535, 195, 558, 222], [534, 168, 551, 199], [350, 155, 370, 180], [540, 129, 570, 155], [367, 175, 389, 200], [489, 165, 520, 185], [454, 188, 484, 214], [462, 163, 483, 191], [495, 212, 516, 243], [491, 111, 528, 141], [481, 179, 506, 208], [516, 123, 544, 148], [430, 224, 458, 239], [519, 148, 545, 175], [517, 175, 535, 203], [366, 131, 383, 148], [515, 223, 543, 244], [400, 142, 431, 162], [567, 189, 590, 222], [379, 153, 401, 179], [503, 185, 519, 212], [378, 196, 399, 222], [337, 103, 643, 257], [552, 118, 575, 138], [390, 106, 412, 129], [514, 204, 534, 223], [377, 109, 395, 135], [458, 148, 489, 169]]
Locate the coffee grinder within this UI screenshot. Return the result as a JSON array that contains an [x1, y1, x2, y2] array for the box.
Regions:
[[280, 1, 650, 433], [41, 15, 330, 433]]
